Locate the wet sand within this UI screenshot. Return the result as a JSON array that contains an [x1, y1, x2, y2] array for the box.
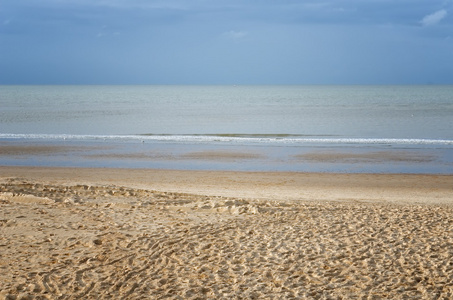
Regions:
[[1, 166, 452, 299]]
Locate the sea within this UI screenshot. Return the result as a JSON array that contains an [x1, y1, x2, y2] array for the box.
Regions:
[[1, 85, 453, 173]]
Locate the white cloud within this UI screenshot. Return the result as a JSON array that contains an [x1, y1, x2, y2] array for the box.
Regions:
[[421, 9, 447, 26]]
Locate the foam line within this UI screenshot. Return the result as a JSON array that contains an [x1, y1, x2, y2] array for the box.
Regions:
[[1, 133, 453, 145]]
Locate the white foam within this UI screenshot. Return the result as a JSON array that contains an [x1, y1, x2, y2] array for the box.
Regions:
[[1, 133, 453, 146]]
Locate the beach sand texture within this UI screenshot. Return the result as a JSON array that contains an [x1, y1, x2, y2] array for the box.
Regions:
[[1, 167, 453, 299]]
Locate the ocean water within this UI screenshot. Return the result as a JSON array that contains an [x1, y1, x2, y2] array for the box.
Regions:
[[1, 85, 453, 173]]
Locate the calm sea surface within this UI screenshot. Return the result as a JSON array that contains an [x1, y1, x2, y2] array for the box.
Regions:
[[1, 85, 453, 173]]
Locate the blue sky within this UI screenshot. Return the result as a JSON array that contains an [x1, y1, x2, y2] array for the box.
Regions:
[[1, 0, 453, 84]]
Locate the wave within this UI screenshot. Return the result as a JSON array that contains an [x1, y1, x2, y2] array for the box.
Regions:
[[1, 133, 453, 145]]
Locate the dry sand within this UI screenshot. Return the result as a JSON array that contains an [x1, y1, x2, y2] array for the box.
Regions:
[[1, 166, 452, 299]]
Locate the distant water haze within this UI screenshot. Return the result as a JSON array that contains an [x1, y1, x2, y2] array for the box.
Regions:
[[1, 85, 453, 139]]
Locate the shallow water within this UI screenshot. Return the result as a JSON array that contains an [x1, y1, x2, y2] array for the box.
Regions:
[[1, 139, 452, 173]]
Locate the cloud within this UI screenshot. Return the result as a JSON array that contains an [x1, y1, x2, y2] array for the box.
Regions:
[[421, 9, 447, 26]]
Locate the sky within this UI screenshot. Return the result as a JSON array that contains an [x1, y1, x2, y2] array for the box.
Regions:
[[1, 0, 453, 85]]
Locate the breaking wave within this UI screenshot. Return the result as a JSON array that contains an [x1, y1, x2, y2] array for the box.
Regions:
[[1, 133, 453, 146]]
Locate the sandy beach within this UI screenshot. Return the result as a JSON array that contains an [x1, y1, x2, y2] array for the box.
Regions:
[[1, 166, 452, 299]]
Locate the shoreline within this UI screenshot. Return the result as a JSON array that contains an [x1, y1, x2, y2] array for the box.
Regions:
[[1, 166, 452, 205]]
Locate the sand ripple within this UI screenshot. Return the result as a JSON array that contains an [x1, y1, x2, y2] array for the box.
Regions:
[[1, 179, 452, 299]]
